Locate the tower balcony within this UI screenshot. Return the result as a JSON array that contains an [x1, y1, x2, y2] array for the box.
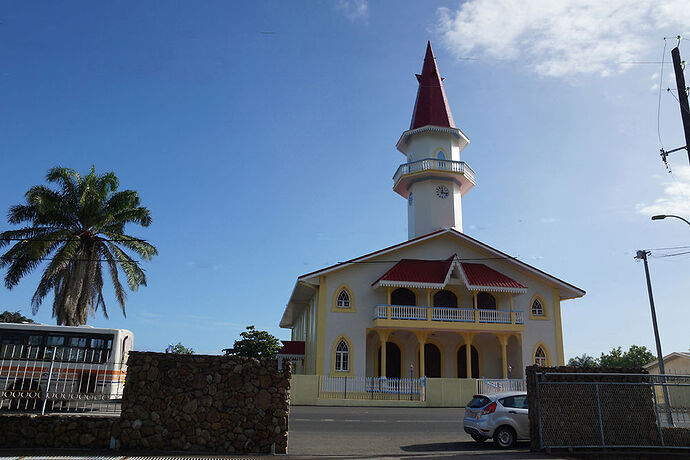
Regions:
[[393, 158, 476, 198]]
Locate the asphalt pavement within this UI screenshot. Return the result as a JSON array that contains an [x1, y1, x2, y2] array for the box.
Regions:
[[288, 405, 561, 459]]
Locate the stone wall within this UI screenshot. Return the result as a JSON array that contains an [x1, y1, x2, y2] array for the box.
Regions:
[[0, 414, 116, 449], [0, 352, 291, 454], [119, 352, 290, 454]]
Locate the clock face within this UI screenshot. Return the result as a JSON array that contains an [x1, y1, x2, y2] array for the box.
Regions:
[[436, 185, 449, 199]]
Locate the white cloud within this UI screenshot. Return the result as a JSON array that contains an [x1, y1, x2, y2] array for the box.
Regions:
[[337, 0, 368, 22], [637, 165, 690, 216], [436, 1, 690, 77]]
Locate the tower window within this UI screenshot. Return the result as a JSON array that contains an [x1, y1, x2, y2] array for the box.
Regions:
[[436, 150, 446, 160], [336, 290, 350, 308], [335, 340, 349, 371], [531, 299, 544, 316], [534, 346, 547, 366]]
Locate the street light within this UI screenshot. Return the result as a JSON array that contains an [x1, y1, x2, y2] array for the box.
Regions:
[[651, 214, 690, 226]]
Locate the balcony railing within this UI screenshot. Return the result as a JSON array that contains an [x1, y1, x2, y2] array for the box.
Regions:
[[373, 305, 525, 326], [393, 158, 475, 185]]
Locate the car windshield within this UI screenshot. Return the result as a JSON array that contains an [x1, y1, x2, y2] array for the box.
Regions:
[[467, 395, 491, 408]]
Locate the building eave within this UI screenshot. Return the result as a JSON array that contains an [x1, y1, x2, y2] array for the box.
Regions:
[[395, 125, 470, 154]]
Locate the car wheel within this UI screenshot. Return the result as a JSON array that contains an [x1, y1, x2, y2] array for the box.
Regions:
[[493, 426, 516, 448], [470, 433, 487, 443]]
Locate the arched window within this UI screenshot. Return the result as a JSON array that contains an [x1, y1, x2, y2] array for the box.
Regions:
[[335, 340, 349, 371], [534, 346, 547, 366], [391, 288, 416, 306], [433, 290, 458, 307], [531, 299, 544, 316], [336, 290, 350, 308], [475, 292, 496, 309], [436, 150, 446, 160]]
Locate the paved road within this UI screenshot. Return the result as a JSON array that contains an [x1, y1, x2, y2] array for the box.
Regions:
[[288, 406, 560, 458]]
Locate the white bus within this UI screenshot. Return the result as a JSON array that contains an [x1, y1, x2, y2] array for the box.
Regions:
[[0, 323, 133, 413]]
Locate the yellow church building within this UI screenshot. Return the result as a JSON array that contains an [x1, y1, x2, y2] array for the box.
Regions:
[[278, 42, 584, 388]]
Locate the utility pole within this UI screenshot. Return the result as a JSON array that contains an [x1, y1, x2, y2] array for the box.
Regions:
[[635, 250, 673, 426], [671, 44, 690, 165]]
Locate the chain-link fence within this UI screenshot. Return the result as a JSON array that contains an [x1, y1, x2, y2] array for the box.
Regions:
[[534, 372, 690, 449]]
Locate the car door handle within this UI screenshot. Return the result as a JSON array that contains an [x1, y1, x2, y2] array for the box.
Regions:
[[508, 411, 517, 414]]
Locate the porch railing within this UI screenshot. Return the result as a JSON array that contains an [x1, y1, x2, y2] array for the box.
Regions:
[[478, 378, 526, 394], [478, 309, 511, 324], [374, 305, 524, 325], [319, 375, 426, 401], [431, 307, 474, 322], [390, 305, 426, 320]]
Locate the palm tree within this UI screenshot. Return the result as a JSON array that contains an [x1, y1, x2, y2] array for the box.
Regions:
[[0, 167, 158, 325]]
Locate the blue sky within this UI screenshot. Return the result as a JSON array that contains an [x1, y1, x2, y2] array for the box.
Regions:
[[1, 1, 689, 359]]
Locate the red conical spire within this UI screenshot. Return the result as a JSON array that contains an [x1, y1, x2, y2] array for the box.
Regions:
[[409, 41, 455, 130]]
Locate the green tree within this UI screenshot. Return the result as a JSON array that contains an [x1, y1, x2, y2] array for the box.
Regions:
[[167, 342, 194, 355], [599, 345, 656, 368], [0, 310, 34, 323], [0, 167, 158, 326], [223, 325, 281, 359], [567, 353, 598, 368]]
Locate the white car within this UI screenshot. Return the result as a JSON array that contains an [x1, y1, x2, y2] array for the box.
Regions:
[[462, 391, 529, 448]]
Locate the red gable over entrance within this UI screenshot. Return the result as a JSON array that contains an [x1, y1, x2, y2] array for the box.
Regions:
[[372, 254, 527, 292], [460, 263, 527, 290]]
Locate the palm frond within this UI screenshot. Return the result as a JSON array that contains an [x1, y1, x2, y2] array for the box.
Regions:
[[100, 244, 127, 316], [31, 238, 80, 310], [100, 231, 158, 260], [106, 242, 146, 290]]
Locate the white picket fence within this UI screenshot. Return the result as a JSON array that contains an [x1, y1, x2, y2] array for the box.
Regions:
[[319, 375, 426, 401], [477, 378, 525, 394]]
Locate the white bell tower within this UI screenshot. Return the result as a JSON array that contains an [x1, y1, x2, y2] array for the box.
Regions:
[[393, 42, 476, 240]]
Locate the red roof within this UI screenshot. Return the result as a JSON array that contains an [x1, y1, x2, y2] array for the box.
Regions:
[[374, 255, 455, 286], [461, 263, 527, 290], [277, 341, 305, 355], [371, 254, 527, 291], [410, 41, 455, 130]]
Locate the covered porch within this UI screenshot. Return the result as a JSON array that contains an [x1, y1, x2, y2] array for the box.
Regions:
[[365, 328, 523, 380]]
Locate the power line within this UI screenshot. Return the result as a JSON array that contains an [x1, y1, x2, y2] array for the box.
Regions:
[[1, 237, 149, 243], [2, 257, 141, 263], [650, 250, 690, 258], [337, 255, 520, 264], [646, 245, 690, 251], [657, 38, 668, 151]]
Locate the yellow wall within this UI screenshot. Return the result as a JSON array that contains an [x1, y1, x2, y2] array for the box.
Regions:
[[289, 375, 478, 407], [425, 378, 477, 407], [290, 375, 320, 405]]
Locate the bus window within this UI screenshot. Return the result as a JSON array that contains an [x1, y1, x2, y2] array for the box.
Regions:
[[46, 336, 65, 347]]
